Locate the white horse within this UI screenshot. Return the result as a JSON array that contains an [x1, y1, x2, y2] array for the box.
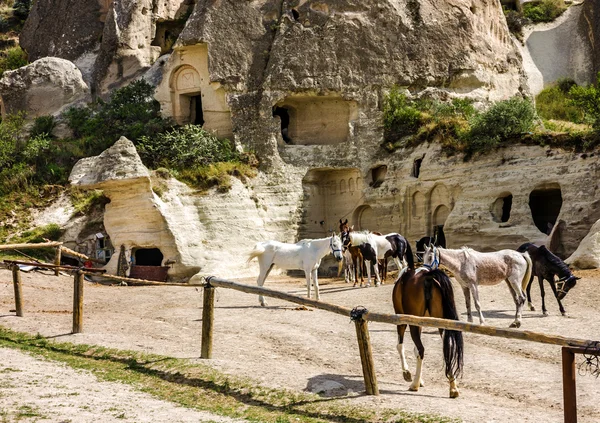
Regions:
[[342, 231, 409, 286], [423, 246, 533, 328], [247, 234, 344, 306]]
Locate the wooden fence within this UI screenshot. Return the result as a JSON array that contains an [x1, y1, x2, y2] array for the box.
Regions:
[[203, 276, 600, 423]]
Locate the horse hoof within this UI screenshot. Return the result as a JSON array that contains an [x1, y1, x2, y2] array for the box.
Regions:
[[561, 312, 567, 317], [403, 370, 412, 382], [509, 321, 521, 328], [529, 305, 536, 311], [449, 389, 460, 398], [543, 311, 549, 317], [408, 384, 419, 392]]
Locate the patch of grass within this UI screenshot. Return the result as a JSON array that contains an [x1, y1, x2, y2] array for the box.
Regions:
[[0, 45, 26, 77], [69, 188, 109, 216], [536, 79, 585, 123], [523, 0, 567, 23], [0, 327, 458, 423], [177, 162, 257, 193]]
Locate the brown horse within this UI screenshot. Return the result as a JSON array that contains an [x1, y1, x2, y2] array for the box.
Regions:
[[393, 268, 464, 398]]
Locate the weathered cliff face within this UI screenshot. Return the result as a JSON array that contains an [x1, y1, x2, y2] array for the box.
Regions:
[[523, 2, 595, 95], [583, 0, 600, 80], [25, 0, 600, 274], [20, 0, 194, 92]]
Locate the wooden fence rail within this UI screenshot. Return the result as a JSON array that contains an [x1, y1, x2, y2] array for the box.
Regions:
[[205, 277, 598, 349], [204, 276, 600, 422]]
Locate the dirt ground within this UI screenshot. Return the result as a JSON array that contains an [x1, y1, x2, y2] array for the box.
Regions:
[[0, 266, 599, 423]]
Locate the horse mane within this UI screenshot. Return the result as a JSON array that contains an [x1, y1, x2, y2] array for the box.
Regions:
[[538, 245, 571, 276]]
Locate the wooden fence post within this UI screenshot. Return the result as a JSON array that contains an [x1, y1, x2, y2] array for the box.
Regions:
[[354, 317, 379, 395], [562, 347, 577, 423], [72, 270, 84, 333], [201, 281, 215, 359], [54, 247, 61, 276], [11, 265, 23, 317]]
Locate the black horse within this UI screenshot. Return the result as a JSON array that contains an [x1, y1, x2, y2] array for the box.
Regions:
[[516, 243, 579, 316], [415, 225, 446, 262]]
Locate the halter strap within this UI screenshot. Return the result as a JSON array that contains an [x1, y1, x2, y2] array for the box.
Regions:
[[423, 246, 440, 270], [330, 236, 343, 255]]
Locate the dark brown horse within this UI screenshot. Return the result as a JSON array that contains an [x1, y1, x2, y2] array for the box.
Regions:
[[516, 243, 579, 316], [393, 268, 464, 398]]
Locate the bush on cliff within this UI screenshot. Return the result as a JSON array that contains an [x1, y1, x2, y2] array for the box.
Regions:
[[0, 46, 27, 77], [467, 96, 537, 152], [138, 125, 257, 192], [569, 73, 600, 133], [64, 80, 173, 155], [523, 0, 567, 23]]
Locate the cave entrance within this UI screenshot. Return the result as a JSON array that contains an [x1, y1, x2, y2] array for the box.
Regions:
[[151, 19, 186, 55], [491, 193, 513, 223], [133, 248, 163, 266], [274, 95, 357, 145], [273, 106, 292, 143], [529, 185, 562, 234], [130, 248, 168, 282], [190, 95, 204, 126]]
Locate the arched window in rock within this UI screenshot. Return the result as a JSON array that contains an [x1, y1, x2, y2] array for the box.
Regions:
[[491, 193, 513, 223]]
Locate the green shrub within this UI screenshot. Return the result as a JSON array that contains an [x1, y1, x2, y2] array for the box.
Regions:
[[536, 84, 584, 123], [29, 115, 56, 138], [382, 86, 423, 142], [137, 125, 236, 170], [0, 46, 27, 77], [523, 0, 567, 23], [503, 9, 529, 39], [467, 97, 537, 152], [556, 78, 577, 94], [64, 80, 172, 154], [13, 0, 31, 21], [570, 73, 600, 132]]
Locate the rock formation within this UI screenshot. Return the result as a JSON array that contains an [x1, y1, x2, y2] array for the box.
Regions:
[[20, 0, 600, 274], [566, 219, 600, 269], [0, 57, 90, 119]]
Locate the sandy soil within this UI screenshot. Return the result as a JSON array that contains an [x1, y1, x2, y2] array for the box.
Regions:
[[0, 266, 599, 422]]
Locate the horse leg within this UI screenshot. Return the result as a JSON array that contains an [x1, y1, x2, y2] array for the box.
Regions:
[[539, 276, 548, 316], [547, 277, 567, 316], [470, 283, 485, 325], [408, 325, 425, 391], [257, 263, 275, 306], [365, 260, 372, 287], [373, 261, 382, 287], [505, 277, 525, 328], [312, 268, 320, 301], [462, 285, 473, 323], [396, 324, 412, 382], [526, 275, 535, 311], [393, 256, 403, 273]]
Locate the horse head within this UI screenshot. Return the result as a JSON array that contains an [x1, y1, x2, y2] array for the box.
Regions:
[[330, 233, 344, 262], [556, 275, 580, 300], [422, 245, 439, 270]]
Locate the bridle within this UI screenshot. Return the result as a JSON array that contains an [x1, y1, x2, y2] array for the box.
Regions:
[[330, 235, 343, 256], [555, 275, 571, 297], [423, 245, 440, 270]]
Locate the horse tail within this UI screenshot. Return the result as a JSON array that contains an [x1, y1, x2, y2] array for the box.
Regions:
[[404, 240, 415, 269], [521, 252, 533, 292], [247, 243, 266, 264], [431, 269, 464, 379]]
